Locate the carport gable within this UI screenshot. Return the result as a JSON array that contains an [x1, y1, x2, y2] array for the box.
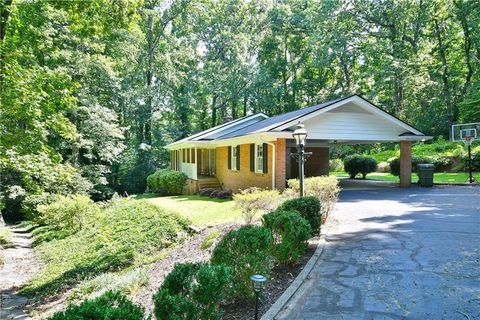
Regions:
[[271, 95, 427, 142]]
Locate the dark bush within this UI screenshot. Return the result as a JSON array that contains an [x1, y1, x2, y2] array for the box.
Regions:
[[278, 196, 321, 234], [262, 210, 312, 264], [462, 152, 480, 171], [199, 188, 215, 197], [48, 291, 146, 320], [344, 155, 377, 179], [216, 190, 233, 199], [209, 190, 220, 198], [154, 262, 232, 320], [211, 225, 273, 299], [389, 156, 433, 176], [146, 169, 188, 195]]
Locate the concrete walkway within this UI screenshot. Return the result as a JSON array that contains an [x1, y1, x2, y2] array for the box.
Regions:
[[278, 186, 480, 320], [0, 226, 39, 320]]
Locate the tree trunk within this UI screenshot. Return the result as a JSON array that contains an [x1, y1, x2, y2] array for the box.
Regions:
[[433, 12, 455, 124], [0, 0, 13, 94], [211, 95, 217, 127], [455, 1, 473, 98]]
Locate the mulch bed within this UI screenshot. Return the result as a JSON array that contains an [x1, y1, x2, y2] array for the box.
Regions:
[[221, 242, 317, 320]]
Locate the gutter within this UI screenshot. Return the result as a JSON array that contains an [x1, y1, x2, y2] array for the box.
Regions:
[[261, 136, 276, 190]]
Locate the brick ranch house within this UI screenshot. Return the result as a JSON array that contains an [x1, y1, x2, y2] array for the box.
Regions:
[[165, 95, 432, 193]]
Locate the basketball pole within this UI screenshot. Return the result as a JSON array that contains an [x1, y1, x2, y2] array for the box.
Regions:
[[468, 143, 473, 184]]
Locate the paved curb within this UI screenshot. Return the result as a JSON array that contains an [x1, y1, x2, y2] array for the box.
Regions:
[[261, 233, 327, 320]]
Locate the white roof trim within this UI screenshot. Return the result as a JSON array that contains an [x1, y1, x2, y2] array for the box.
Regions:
[[166, 113, 268, 148]]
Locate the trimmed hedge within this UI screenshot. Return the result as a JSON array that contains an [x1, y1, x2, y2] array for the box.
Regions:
[[389, 156, 432, 176], [154, 262, 231, 320], [48, 291, 146, 320], [147, 169, 188, 195], [211, 225, 273, 299], [344, 155, 377, 179], [277, 196, 321, 235], [262, 210, 311, 264]]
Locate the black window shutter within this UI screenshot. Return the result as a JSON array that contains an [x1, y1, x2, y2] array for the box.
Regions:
[[250, 144, 255, 172], [263, 143, 268, 174], [236, 145, 241, 170], [228, 146, 232, 170]]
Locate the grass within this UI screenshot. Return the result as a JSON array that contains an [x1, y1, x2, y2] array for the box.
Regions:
[[138, 194, 242, 226], [331, 171, 480, 184], [200, 229, 222, 249], [22, 199, 189, 300], [0, 226, 12, 247]]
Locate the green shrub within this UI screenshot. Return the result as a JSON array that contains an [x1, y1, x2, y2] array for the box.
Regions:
[[389, 156, 433, 176], [37, 195, 99, 237], [147, 169, 188, 195], [462, 152, 480, 171], [211, 225, 273, 299], [154, 262, 232, 320], [233, 187, 281, 224], [23, 199, 190, 298], [278, 197, 320, 235], [285, 176, 340, 220], [329, 158, 344, 172], [344, 155, 377, 179], [262, 210, 311, 264], [48, 291, 146, 320]]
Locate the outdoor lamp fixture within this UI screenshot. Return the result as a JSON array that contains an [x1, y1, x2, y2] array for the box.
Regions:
[[291, 124, 312, 197], [251, 274, 267, 320]]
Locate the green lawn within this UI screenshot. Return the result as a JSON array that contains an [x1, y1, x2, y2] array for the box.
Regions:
[[331, 171, 479, 184], [138, 194, 241, 226]]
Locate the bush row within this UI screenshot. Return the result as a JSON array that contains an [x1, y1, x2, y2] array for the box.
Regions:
[[147, 169, 188, 195]]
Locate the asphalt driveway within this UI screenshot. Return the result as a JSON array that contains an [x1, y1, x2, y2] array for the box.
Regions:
[[278, 186, 480, 320]]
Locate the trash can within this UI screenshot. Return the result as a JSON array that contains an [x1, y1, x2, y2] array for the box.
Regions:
[[417, 164, 434, 187]]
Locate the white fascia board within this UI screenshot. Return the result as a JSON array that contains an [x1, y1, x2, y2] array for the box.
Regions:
[[274, 96, 424, 136], [165, 113, 269, 149], [165, 141, 213, 150]]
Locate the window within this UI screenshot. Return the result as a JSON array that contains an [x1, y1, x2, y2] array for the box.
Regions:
[[256, 144, 264, 173], [231, 145, 238, 170]]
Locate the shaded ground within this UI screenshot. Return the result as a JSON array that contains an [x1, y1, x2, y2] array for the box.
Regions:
[[279, 186, 480, 319], [0, 226, 41, 320]]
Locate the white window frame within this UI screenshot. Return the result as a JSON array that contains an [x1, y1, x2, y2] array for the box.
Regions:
[[231, 145, 238, 171], [255, 144, 264, 173]]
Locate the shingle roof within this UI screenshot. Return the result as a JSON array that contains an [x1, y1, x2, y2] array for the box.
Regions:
[[217, 96, 351, 139]]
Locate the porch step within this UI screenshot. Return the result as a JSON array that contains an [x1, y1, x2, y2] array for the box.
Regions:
[[198, 177, 222, 190]]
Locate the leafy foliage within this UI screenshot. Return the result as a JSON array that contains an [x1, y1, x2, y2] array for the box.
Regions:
[[233, 187, 281, 224], [344, 155, 378, 179], [2, 0, 480, 224], [153, 262, 232, 320], [147, 169, 188, 195], [286, 176, 340, 220], [37, 195, 99, 238], [262, 209, 311, 264], [278, 197, 321, 235], [211, 225, 273, 299], [48, 291, 146, 320]]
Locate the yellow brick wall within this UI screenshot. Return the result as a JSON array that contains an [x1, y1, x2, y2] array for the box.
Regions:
[[215, 143, 274, 192]]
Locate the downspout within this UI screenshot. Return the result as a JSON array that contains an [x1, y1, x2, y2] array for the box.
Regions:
[[261, 137, 276, 190]]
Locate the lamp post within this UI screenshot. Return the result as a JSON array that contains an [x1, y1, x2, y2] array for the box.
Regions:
[[291, 124, 311, 197], [251, 274, 267, 320]]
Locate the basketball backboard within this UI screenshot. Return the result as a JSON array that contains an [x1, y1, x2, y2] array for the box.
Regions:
[[451, 122, 480, 143]]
